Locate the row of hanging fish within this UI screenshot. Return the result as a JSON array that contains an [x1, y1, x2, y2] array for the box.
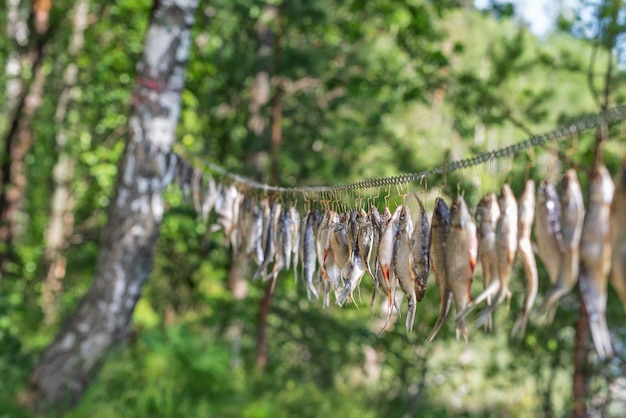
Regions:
[[174, 157, 626, 360]]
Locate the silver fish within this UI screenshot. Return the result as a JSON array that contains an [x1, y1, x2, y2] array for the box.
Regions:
[[446, 195, 478, 342], [339, 211, 368, 307], [289, 206, 301, 284], [475, 184, 518, 329], [357, 209, 375, 282], [330, 213, 351, 271], [535, 179, 566, 289], [200, 176, 218, 224], [325, 211, 343, 303], [512, 180, 538, 339], [469, 193, 500, 331], [426, 197, 452, 343], [252, 200, 280, 281], [267, 207, 293, 282], [377, 206, 400, 317], [368, 206, 383, 310], [610, 163, 626, 311], [536, 169, 585, 323], [394, 205, 418, 332], [410, 194, 430, 302], [579, 164, 614, 360], [340, 253, 366, 306], [301, 210, 320, 300]]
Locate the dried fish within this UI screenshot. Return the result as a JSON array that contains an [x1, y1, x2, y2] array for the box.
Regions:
[[536, 170, 585, 323], [610, 163, 626, 311], [426, 197, 452, 343], [579, 164, 614, 360], [377, 206, 400, 317], [266, 207, 293, 282], [289, 206, 301, 284], [357, 209, 375, 282], [446, 195, 478, 342], [534, 179, 566, 288], [368, 206, 383, 310], [475, 185, 518, 329], [301, 209, 320, 300], [393, 205, 418, 332], [410, 194, 430, 302], [201, 176, 218, 223], [512, 180, 538, 339], [252, 200, 280, 281], [464, 192, 500, 332]]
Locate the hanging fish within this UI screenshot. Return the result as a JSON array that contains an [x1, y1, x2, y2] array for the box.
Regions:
[[237, 197, 256, 258], [468, 192, 500, 332], [301, 209, 320, 300], [252, 200, 280, 281], [337, 211, 357, 306], [610, 163, 626, 311], [356, 208, 375, 282], [315, 210, 332, 307], [200, 176, 218, 224], [339, 210, 368, 307], [368, 206, 383, 310], [536, 169, 585, 323], [266, 207, 293, 282], [579, 164, 614, 360], [410, 194, 430, 302], [446, 195, 478, 342], [426, 197, 452, 343], [512, 179, 539, 339], [474, 184, 518, 329], [534, 179, 566, 287], [393, 205, 418, 333], [330, 213, 351, 271], [324, 211, 343, 304], [377, 206, 401, 318], [289, 206, 301, 284], [215, 185, 241, 249]]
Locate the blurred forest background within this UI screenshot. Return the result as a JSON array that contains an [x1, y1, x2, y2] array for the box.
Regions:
[[2, 0, 626, 416]]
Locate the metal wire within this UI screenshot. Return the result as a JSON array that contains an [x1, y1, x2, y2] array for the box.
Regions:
[[178, 105, 626, 194]]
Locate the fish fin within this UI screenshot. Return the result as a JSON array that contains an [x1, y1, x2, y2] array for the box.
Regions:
[[511, 310, 530, 339], [589, 316, 613, 360], [453, 279, 500, 322], [455, 318, 469, 343], [426, 290, 453, 343], [306, 281, 320, 300]]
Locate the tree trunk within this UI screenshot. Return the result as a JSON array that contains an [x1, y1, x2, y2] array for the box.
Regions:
[[26, 0, 198, 411], [0, 0, 51, 279], [41, 0, 90, 326]]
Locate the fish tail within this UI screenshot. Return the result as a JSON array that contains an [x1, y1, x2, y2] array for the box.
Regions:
[[323, 280, 331, 309], [406, 296, 416, 333], [426, 290, 452, 343], [511, 310, 529, 339], [589, 316, 613, 360], [456, 318, 469, 343], [306, 279, 319, 300], [535, 286, 567, 324], [337, 279, 352, 307]]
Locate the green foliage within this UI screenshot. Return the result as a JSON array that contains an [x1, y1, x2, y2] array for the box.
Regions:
[[3, 0, 626, 417]]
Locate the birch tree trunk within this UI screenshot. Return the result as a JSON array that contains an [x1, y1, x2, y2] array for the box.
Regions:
[[27, 0, 198, 411], [41, 0, 90, 326]]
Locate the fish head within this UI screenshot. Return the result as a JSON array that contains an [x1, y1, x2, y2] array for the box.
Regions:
[[356, 208, 370, 226], [591, 165, 615, 205], [432, 197, 450, 231], [380, 207, 392, 223], [395, 204, 412, 230]]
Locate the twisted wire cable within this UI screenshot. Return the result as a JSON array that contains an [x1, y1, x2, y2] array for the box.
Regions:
[[176, 105, 626, 194]]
